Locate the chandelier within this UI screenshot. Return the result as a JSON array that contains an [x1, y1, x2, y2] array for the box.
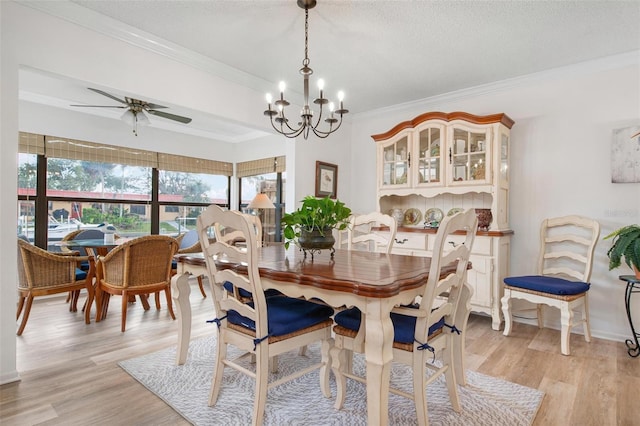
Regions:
[[264, 0, 348, 140]]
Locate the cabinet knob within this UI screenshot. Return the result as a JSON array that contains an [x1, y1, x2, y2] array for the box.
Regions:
[[395, 238, 409, 245]]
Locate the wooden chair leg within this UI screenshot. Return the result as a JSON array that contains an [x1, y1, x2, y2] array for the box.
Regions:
[[17, 295, 34, 336], [17, 296, 25, 320], [560, 303, 572, 356], [121, 291, 128, 332], [583, 297, 591, 343], [69, 290, 80, 312], [164, 288, 176, 320], [209, 331, 227, 406], [501, 290, 513, 336], [155, 292, 161, 310], [140, 294, 151, 311], [197, 276, 207, 298]]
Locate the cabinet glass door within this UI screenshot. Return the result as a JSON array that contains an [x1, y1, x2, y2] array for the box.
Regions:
[[382, 136, 409, 187], [500, 133, 509, 182], [417, 127, 441, 184], [450, 127, 488, 183]]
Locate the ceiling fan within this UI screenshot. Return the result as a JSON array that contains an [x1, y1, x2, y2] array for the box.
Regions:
[[71, 88, 192, 136]]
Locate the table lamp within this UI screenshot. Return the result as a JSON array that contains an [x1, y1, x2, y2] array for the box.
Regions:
[[248, 193, 275, 211]]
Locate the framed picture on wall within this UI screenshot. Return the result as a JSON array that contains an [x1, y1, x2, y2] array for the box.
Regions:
[[612, 125, 640, 183], [315, 161, 338, 198]]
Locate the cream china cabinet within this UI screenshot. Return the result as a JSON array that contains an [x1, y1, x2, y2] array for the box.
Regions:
[[372, 111, 515, 330]]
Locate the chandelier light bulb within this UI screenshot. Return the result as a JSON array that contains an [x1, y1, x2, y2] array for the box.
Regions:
[[317, 79, 325, 90], [338, 91, 344, 102], [279, 81, 286, 93], [329, 102, 335, 112], [266, 93, 273, 104]]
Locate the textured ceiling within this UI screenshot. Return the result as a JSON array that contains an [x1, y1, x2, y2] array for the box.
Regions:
[[18, 0, 640, 141]]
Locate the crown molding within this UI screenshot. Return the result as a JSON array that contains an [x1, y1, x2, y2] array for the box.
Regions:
[[21, 1, 273, 95], [355, 50, 640, 120]]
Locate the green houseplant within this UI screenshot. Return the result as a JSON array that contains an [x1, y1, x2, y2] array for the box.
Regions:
[[604, 224, 640, 278], [281, 196, 352, 250]]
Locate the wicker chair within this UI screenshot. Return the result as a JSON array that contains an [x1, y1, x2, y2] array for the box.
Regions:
[[16, 238, 95, 336], [94, 235, 179, 332]]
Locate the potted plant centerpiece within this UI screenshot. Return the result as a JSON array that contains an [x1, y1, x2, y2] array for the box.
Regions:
[[604, 224, 640, 279], [281, 196, 351, 256]]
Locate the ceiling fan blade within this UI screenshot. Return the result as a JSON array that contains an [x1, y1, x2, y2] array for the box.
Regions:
[[70, 104, 128, 108], [147, 109, 192, 124], [145, 102, 168, 110], [88, 88, 128, 104]]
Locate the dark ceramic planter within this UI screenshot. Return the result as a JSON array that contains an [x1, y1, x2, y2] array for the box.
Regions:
[[298, 227, 335, 250]]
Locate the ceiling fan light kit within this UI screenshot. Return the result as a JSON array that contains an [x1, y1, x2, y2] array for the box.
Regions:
[[71, 87, 192, 136], [264, 0, 348, 140]]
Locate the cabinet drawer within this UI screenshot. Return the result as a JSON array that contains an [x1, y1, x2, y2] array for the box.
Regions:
[[392, 232, 427, 251], [427, 234, 492, 256]]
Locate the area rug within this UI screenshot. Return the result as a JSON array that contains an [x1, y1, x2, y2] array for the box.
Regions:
[[119, 335, 544, 425]]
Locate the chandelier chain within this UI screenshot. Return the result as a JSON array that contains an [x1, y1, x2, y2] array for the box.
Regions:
[[303, 7, 309, 66]]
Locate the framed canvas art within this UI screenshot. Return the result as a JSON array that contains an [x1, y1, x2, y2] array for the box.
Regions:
[[612, 125, 640, 183]]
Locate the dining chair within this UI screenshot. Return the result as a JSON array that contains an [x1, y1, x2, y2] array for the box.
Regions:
[[347, 211, 397, 253], [196, 204, 334, 426], [94, 235, 179, 332], [331, 209, 477, 425], [61, 228, 104, 307], [16, 238, 95, 335], [501, 215, 600, 355]]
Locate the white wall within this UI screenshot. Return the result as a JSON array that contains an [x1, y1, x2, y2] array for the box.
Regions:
[[349, 54, 640, 342]]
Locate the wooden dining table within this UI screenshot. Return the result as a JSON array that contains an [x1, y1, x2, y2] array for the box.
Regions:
[[172, 244, 461, 426]]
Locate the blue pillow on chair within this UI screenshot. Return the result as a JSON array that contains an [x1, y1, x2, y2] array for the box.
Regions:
[[334, 307, 446, 345], [504, 275, 590, 295], [227, 297, 334, 337], [75, 268, 88, 281]]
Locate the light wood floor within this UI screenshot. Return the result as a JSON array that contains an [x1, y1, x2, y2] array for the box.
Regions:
[[1, 282, 639, 425]]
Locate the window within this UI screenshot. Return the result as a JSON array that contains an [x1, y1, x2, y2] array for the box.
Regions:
[[17, 132, 232, 247], [237, 156, 286, 245], [129, 205, 146, 215]]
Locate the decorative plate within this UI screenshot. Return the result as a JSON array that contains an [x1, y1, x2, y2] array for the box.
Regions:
[[447, 207, 464, 216], [425, 208, 444, 223], [404, 208, 422, 226]]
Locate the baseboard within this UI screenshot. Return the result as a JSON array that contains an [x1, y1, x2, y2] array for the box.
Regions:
[[0, 371, 21, 385]]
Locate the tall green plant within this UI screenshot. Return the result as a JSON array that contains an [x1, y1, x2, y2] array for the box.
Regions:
[[281, 196, 351, 249], [604, 224, 640, 271]]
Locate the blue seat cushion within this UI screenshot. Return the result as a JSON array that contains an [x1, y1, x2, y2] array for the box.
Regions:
[[504, 275, 590, 295], [75, 268, 88, 281], [226, 297, 334, 337], [171, 260, 177, 270], [79, 260, 91, 271], [334, 307, 446, 345]]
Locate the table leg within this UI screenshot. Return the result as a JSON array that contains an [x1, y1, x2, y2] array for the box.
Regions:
[[624, 280, 640, 357], [364, 299, 395, 426], [172, 273, 192, 365]]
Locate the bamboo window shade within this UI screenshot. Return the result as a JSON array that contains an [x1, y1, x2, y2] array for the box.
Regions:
[[157, 153, 232, 176], [236, 156, 286, 178], [19, 132, 45, 156], [44, 136, 158, 168]]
